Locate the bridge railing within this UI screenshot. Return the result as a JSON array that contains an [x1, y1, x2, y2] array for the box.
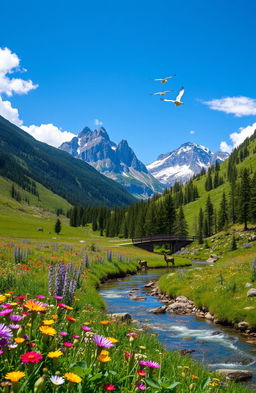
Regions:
[[132, 234, 197, 244]]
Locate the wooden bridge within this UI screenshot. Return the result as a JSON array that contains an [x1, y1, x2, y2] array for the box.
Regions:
[[132, 234, 197, 253]]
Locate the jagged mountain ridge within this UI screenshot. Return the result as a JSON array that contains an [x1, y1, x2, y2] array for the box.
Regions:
[[60, 127, 164, 198], [147, 142, 229, 186]]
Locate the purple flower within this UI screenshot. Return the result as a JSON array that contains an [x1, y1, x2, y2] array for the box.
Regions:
[[10, 315, 23, 322], [139, 361, 148, 367], [136, 382, 147, 390], [93, 335, 114, 348], [9, 324, 20, 330], [0, 324, 12, 339], [0, 349, 3, 355], [144, 361, 160, 369], [0, 309, 13, 316], [81, 325, 91, 332], [0, 338, 9, 347], [59, 331, 68, 336]]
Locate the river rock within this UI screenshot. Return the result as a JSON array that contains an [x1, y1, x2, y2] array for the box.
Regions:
[[144, 281, 154, 288], [249, 235, 256, 242], [217, 369, 252, 382], [167, 302, 193, 313], [129, 294, 146, 301], [148, 305, 167, 314], [175, 295, 189, 303], [205, 312, 214, 320], [237, 321, 249, 330], [179, 349, 195, 356], [110, 313, 132, 322], [244, 306, 255, 310], [245, 283, 253, 288], [247, 288, 256, 297]]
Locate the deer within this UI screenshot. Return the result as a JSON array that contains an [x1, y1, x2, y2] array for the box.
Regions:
[[163, 253, 174, 267], [138, 260, 148, 270]]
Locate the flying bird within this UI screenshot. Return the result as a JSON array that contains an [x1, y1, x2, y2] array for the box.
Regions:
[[150, 90, 172, 96], [161, 87, 185, 106], [153, 75, 176, 83]]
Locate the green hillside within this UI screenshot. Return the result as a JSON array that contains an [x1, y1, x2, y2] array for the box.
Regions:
[[0, 115, 135, 208]]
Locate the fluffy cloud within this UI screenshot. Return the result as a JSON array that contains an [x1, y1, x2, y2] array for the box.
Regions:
[[0, 96, 23, 126], [0, 47, 38, 96], [189, 130, 195, 134], [21, 124, 76, 147], [94, 119, 103, 126], [203, 96, 256, 117], [220, 122, 256, 153]]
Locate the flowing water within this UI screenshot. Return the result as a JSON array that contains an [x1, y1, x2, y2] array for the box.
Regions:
[[100, 268, 256, 389]]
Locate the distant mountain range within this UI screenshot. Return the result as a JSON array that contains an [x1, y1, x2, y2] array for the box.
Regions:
[[0, 116, 135, 207], [59, 127, 164, 198], [147, 142, 229, 187]]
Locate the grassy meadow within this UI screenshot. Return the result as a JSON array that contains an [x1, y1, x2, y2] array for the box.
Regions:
[[0, 198, 252, 392]]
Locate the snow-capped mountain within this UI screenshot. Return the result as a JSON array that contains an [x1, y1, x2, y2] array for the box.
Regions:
[[147, 142, 229, 187], [59, 127, 164, 199]]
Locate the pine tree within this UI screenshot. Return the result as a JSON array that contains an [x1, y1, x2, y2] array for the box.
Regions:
[[55, 219, 61, 234], [174, 206, 188, 236], [231, 234, 237, 250], [144, 203, 156, 236], [205, 195, 214, 237], [239, 168, 251, 230], [250, 172, 256, 223], [229, 181, 237, 224], [163, 194, 176, 234], [198, 208, 204, 244], [218, 192, 229, 231]]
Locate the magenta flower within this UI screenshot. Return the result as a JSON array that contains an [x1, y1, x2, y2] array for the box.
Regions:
[[136, 382, 146, 390], [139, 360, 148, 367], [0, 309, 13, 316], [0, 349, 3, 355], [72, 335, 80, 339], [54, 296, 63, 300], [127, 332, 138, 337], [10, 315, 23, 322], [63, 342, 73, 347], [59, 331, 68, 336], [0, 324, 12, 339], [145, 361, 160, 369], [81, 325, 91, 332], [37, 295, 45, 299], [93, 335, 114, 348]]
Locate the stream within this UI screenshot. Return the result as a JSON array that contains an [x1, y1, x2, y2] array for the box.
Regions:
[[100, 268, 256, 390]]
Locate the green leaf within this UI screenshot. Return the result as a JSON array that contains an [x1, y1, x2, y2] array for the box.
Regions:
[[145, 378, 160, 388], [89, 373, 104, 382], [166, 382, 180, 390]]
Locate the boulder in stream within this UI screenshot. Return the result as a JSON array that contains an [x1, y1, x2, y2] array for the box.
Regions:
[[216, 369, 252, 382], [148, 305, 167, 314], [110, 313, 132, 322]]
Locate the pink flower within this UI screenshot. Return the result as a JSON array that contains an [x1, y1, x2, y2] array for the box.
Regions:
[[21, 351, 42, 363], [0, 309, 13, 316], [72, 335, 80, 339], [93, 335, 114, 348], [81, 325, 91, 332], [37, 295, 45, 299], [59, 331, 68, 336], [136, 382, 146, 390], [54, 296, 63, 300], [144, 361, 160, 369], [63, 342, 73, 347]]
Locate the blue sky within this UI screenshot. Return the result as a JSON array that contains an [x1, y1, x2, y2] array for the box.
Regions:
[[0, 0, 256, 163]]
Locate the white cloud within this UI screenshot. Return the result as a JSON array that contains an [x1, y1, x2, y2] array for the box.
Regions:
[[0, 47, 38, 96], [189, 130, 195, 134], [0, 96, 23, 126], [21, 124, 76, 147], [220, 122, 256, 153], [94, 119, 103, 126], [203, 96, 256, 117]]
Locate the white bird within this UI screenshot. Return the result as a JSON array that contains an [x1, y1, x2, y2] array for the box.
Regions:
[[150, 90, 172, 96], [153, 75, 176, 83], [161, 87, 185, 106]]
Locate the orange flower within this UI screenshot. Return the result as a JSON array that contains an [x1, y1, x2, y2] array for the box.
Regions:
[[98, 350, 111, 363], [15, 337, 25, 344], [64, 372, 82, 383], [66, 316, 76, 322], [106, 337, 118, 343], [24, 300, 45, 312], [100, 320, 110, 325]]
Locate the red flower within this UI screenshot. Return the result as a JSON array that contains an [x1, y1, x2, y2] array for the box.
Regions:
[[66, 316, 76, 322], [124, 350, 131, 361], [104, 384, 115, 391], [20, 351, 42, 363], [137, 369, 147, 377]]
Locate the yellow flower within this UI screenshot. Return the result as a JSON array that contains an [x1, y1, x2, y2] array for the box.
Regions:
[[10, 303, 18, 306], [98, 350, 111, 363], [191, 375, 199, 379], [15, 337, 25, 344], [139, 346, 146, 350], [64, 372, 82, 383], [0, 295, 6, 303], [65, 305, 73, 310], [24, 300, 45, 312], [47, 350, 63, 358], [4, 293, 11, 297], [39, 325, 56, 336], [43, 319, 55, 325], [5, 371, 25, 382], [106, 337, 118, 343]]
